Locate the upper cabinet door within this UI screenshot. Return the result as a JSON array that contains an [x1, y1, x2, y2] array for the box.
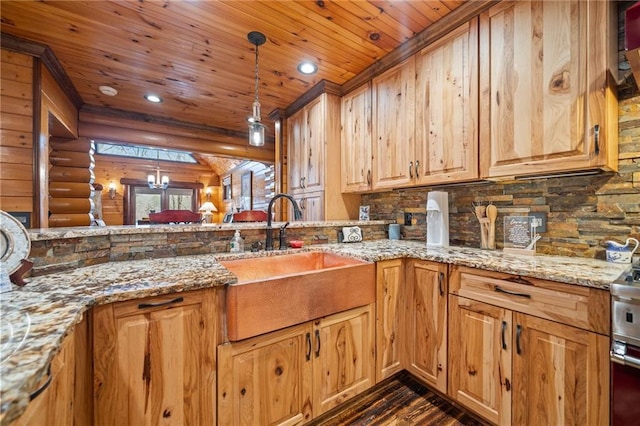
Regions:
[[341, 83, 373, 193], [480, 0, 617, 178], [415, 19, 479, 185], [287, 109, 306, 194], [373, 57, 415, 190], [303, 95, 325, 193]]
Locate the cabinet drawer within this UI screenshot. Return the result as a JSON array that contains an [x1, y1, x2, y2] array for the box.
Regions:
[[449, 265, 609, 335]]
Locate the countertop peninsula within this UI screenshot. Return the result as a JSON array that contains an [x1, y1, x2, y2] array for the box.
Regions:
[[0, 238, 627, 424]]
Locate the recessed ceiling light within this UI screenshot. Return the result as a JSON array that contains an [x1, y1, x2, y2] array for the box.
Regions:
[[144, 94, 163, 103], [297, 61, 318, 75], [99, 85, 118, 96]]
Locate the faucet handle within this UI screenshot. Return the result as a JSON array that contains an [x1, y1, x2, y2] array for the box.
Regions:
[[280, 221, 290, 231]]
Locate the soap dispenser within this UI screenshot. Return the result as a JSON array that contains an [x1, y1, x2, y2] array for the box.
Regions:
[[230, 230, 244, 253]]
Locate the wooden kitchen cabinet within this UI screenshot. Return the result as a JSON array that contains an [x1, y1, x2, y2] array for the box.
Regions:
[[92, 289, 219, 426], [287, 91, 359, 220], [511, 313, 609, 426], [448, 295, 512, 425], [217, 323, 313, 425], [13, 322, 77, 426], [13, 314, 91, 426], [217, 304, 375, 425], [288, 96, 324, 195], [370, 19, 479, 191], [372, 57, 415, 190], [404, 260, 448, 393], [414, 19, 479, 185], [448, 265, 610, 425], [375, 259, 405, 382], [479, 0, 618, 178], [292, 191, 324, 222], [341, 82, 373, 193]]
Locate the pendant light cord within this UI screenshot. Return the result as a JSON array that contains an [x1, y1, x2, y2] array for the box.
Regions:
[[253, 41, 261, 120]]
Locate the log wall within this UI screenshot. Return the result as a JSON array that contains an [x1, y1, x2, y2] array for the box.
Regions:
[[0, 49, 34, 214]]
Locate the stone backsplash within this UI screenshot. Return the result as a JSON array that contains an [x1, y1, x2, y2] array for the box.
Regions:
[[28, 222, 387, 275], [362, 92, 640, 260]]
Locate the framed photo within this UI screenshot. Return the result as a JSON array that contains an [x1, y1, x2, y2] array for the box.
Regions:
[[359, 205, 370, 221], [222, 175, 232, 201], [241, 171, 253, 210]]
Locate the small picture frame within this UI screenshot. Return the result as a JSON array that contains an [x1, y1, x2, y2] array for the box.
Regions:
[[241, 171, 253, 210], [359, 205, 370, 221], [222, 175, 232, 201]]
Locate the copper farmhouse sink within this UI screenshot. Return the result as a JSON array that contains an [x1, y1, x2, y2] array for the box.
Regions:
[[221, 252, 375, 341]]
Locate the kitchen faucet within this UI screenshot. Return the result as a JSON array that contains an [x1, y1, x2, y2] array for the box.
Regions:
[[266, 194, 303, 250]]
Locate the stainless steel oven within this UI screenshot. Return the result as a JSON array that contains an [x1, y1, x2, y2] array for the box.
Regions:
[[610, 260, 640, 425]]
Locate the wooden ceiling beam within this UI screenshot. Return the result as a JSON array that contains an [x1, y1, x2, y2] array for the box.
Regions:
[[80, 122, 275, 163]]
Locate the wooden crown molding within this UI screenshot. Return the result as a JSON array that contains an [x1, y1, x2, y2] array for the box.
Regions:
[[285, 80, 342, 117], [341, 0, 497, 95]]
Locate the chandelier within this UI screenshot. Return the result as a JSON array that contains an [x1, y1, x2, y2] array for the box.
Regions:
[[147, 152, 169, 189], [247, 31, 266, 147]]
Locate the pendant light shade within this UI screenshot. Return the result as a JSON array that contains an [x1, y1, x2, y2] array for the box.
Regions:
[[247, 31, 267, 147]]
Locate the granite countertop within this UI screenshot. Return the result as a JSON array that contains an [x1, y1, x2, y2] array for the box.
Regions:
[[26, 220, 386, 241], [0, 239, 627, 424]]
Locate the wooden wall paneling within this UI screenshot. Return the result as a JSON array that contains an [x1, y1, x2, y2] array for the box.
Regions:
[[0, 48, 34, 218], [41, 65, 78, 138]]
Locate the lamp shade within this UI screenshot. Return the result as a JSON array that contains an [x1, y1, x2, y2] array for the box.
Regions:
[[199, 201, 217, 212]]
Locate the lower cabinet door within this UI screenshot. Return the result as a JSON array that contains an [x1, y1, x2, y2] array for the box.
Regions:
[[448, 295, 512, 425], [512, 313, 609, 426], [405, 260, 448, 393], [217, 323, 313, 426], [312, 304, 375, 416], [93, 290, 217, 426], [12, 329, 76, 426], [375, 259, 405, 382]]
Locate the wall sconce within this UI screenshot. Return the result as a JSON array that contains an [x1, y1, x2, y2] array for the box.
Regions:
[[108, 182, 117, 199]]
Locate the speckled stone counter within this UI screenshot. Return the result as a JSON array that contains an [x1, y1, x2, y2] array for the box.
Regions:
[[0, 238, 627, 424]]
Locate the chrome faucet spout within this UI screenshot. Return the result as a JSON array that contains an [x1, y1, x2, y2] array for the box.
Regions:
[[266, 194, 302, 250]]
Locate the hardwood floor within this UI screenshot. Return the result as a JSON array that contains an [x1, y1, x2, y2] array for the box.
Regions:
[[308, 372, 489, 426]]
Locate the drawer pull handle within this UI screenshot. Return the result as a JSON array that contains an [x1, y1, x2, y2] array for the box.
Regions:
[[494, 285, 531, 299], [315, 329, 321, 358], [367, 169, 371, 185], [409, 161, 414, 178], [501, 321, 507, 350], [516, 324, 522, 355], [30, 365, 52, 401], [415, 160, 420, 178], [438, 272, 444, 296], [305, 332, 312, 361], [138, 296, 184, 309], [594, 124, 600, 155]]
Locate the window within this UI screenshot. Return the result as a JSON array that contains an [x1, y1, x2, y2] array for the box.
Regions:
[[133, 187, 195, 222], [95, 141, 197, 164]]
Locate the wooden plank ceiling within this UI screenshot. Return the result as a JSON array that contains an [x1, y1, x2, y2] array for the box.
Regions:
[[1, 0, 468, 168]]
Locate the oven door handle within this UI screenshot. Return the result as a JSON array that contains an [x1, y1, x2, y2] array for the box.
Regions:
[[611, 351, 640, 369]]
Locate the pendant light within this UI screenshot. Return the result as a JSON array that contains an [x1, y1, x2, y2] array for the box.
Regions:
[[147, 151, 169, 190], [247, 31, 266, 147]]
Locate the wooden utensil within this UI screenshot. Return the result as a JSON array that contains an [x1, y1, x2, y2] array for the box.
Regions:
[[486, 205, 498, 249]]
